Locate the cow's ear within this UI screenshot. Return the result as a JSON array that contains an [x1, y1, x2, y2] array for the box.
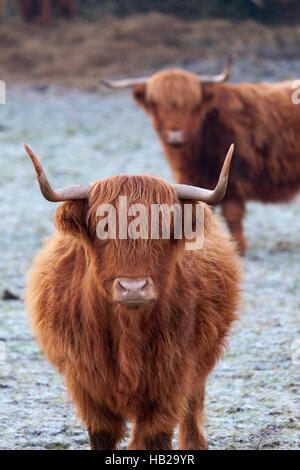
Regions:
[[54, 200, 88, 240], [132, 84, 148, 110]]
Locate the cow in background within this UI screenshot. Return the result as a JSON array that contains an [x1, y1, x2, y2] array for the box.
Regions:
[[102, 58, 300, 254]]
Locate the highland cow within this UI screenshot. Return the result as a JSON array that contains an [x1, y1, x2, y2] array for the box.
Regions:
[[25, 143, 240, 450], [102, 58, 300, 254]]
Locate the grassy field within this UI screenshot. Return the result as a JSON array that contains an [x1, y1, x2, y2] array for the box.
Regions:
[[0, 13, 299, 449], [1, 14, 300, 88]]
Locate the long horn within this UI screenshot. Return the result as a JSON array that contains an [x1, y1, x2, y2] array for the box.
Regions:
[[197, 52, 233, 84], [100, 76, 149, 89], [24, 144, 90, 202], [101, 52, 233, 89], [173, 144, 234, 204]]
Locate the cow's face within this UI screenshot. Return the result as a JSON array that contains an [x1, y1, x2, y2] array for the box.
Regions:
[[133, 70, 206, 148], [26, 141, 231, 311], [54, 175, 196, 312]]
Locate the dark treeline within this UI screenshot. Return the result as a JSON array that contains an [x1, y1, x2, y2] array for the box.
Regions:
[[78, 0, 300, 24], [3, 1, 299, 24]]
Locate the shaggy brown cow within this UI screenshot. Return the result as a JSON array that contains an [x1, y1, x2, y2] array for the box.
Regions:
[[101, 59, 300, 254], [25, 143, 240, 450], [15, 0, 75, 24]]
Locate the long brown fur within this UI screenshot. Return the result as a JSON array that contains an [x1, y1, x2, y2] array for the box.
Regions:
[[26, 174, 241, 450], [133, 70, 300, 253]]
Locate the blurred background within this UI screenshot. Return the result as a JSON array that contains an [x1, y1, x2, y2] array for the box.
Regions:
[[0, 0, 299, 450], [1, 0, 300, 88]]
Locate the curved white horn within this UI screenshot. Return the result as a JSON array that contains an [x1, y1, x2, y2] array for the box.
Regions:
[[24, 144, 90, 202], [173, 144, 234, 204], [100, 76, 149, 89], [197, 52, 233, 84]]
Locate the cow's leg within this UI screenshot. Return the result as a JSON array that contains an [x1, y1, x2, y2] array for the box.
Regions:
[[128, 424, 173, 450], [89, 425, 124, 451], [36, 0, 52, 24], [85, 402, 125, 450], [86, 403, 125, 450], [128, 410, 175, 450], [178, 392, 207, 450], [67, 379, 125, 450], [221, 199, 247, 255]]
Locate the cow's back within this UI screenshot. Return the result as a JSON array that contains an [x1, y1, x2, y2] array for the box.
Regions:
[[210, 81, 300, 202]]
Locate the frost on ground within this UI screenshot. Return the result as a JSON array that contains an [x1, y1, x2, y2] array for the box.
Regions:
[[0, 83, 299, 450]]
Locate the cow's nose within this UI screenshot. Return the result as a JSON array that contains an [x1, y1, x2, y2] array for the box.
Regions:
[[165, 129, 185, 145], [112, 277, 157, 306]]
